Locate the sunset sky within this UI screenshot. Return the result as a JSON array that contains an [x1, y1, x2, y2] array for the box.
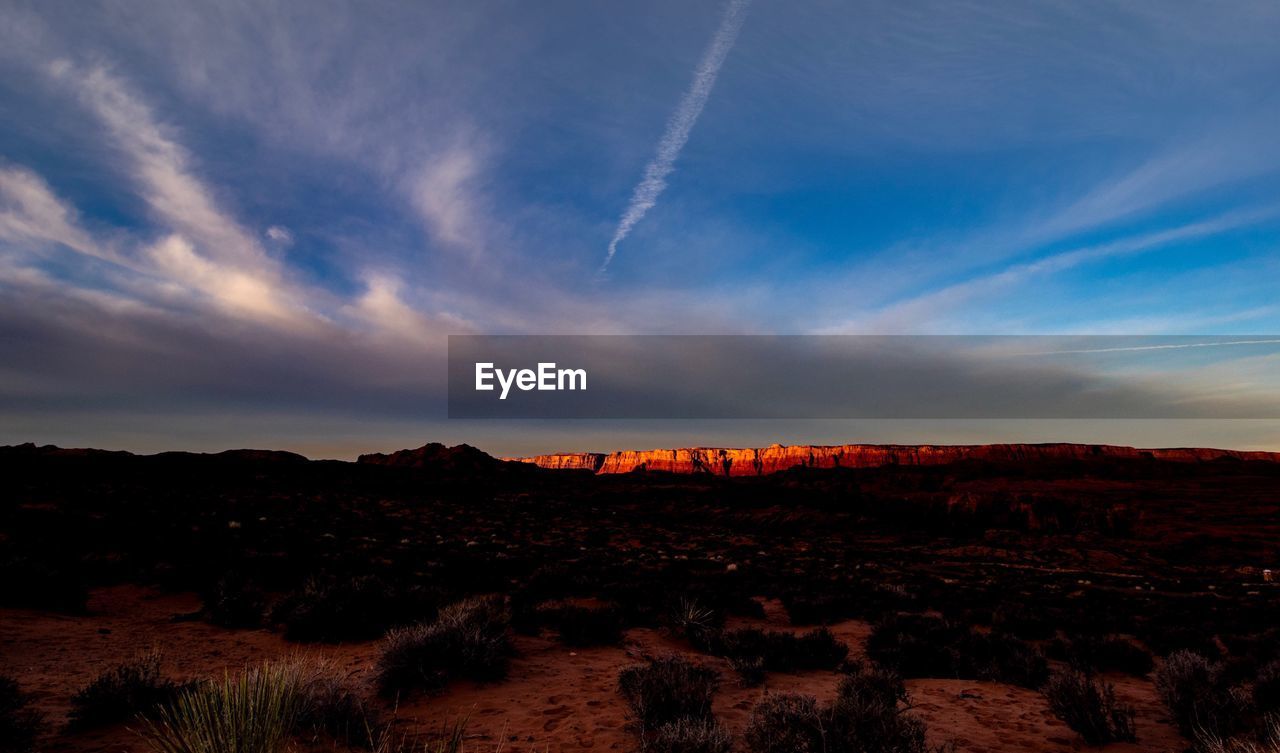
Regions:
[[2, 0, 1279, 457]]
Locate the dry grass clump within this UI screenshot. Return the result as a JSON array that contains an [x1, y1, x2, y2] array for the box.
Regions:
[[376, 596, 511, 694], [138, 659, 309, 753], [1197, 715, 1280, 753], [744, 663, 946, 753], [1041, 668, 1136, 745], [618, 655, 720, 731], [1156, 650, 1253, 740], [70, 649, 189, 729]]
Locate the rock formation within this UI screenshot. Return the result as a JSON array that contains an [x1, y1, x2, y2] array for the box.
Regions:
[[505, 442, 1280, 476]]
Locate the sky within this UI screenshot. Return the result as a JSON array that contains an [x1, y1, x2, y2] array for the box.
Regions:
[[2, 0, 1280, 458]]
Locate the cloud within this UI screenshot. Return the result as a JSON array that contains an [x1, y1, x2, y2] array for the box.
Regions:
[[600, 0, 752, 273], [821, 206, 1280, 333], [0, 165, 103, 259], [265, 225, 293, 246], [411, 140, 489, 256]]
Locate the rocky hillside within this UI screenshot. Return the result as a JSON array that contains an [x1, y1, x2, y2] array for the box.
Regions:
[[505, 442, 1280, 476]]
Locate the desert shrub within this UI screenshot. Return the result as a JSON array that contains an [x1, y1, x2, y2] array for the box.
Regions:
[[551, 605, 624, 646], [272, 576, 438, 642], [729, 654, 766, 687], [204, 573, 266, 629], [293, 662, 378, 747], [643, 719, 733, 753], [1041, 669, 1136, 745], [716, 627, 848, 672], [744, 664, 941, 753], [0, 675, 43, 753], [618, 655, 719, 730], [866, 615, 964, 678], [1256, 661, 1280, 714], [744, 694, 825, 753], [138, 660, 308, 753], [671, 598, 722, 650], [867, 615, 1046, 688], [1195, 714, 1280, 753], [1065, 635, 1155, 677], [1155, 650, 1252, 739], [376, 596, 510, 694], [70, 650, 188, 729], [827, 663, 936, 753]]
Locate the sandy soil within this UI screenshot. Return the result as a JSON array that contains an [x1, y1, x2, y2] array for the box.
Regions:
[[0, 586, 1187, 753]]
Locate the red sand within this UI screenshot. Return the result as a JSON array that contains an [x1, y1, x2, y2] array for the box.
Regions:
[[1, 586, 1186, 752]]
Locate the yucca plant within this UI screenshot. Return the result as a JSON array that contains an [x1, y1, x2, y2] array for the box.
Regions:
[[137, 660, 308, 753]]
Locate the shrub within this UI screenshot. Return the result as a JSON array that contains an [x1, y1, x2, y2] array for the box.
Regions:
[[672, 598, 721, 650], [867, 615, 1046, 688], [744, 664, 941, 753], [643, 719, 733, 753], [376, 596, 510, 694], [1196, 714, 1280, 753], [293, 661, 378, 747], [272, 576, 438, 643], [729, 654, 766, 687], [715, 627, 848, 673], [1156, 650, 1252, 739], [0, 675, 43, 753], [618, 655, 720, 730], [1256, 661, 1280, 714], [204, 573, 266, 629], [827, 664, 935, 753], [138, 660, 308, 753], [1041, 669, 1136, 745], [744, 694, 825, 753], [552, 605, 624, 647], [70, 650, 187, 729]]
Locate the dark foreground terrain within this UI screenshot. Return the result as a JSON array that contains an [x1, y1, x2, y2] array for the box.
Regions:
[[2, 442, 1279, 753]]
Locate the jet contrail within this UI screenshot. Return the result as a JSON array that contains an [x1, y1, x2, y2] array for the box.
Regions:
[[599, 0, 752, 274], [1016, 339, 1280, 356]]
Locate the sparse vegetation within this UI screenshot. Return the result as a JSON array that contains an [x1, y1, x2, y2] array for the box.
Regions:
[[272, 575, 439, 643], [1041, 669, 1136, 745], [376, 596, 511, 695], [1196, 715, 1280, 753], [618, 655, 720, 731], [642, 719, 733, 753], [867, 614, 1047, 688], [204, 573, 267, 629], [743, 663, 943, 753], [1156, 650, 1252, 739], [138, 660, 309, 753], [714, 626, 849, 673], [0, 675, 43, 753], [70, 650, 188, 729]]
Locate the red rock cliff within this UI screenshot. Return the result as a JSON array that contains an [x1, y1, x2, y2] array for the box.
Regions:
[[509, 443, 1280, 476]]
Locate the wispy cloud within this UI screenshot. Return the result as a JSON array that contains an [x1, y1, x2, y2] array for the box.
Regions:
[[600, 0, 751, 273]]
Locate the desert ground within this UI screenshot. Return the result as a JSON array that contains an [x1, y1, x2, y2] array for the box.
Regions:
[[3, 442, 1279, 753]]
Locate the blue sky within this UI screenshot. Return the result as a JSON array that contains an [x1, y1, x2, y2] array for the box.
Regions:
[[2, 0, 1279, 457]]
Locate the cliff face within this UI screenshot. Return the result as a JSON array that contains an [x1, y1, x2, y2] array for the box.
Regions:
[[510, 443, 1280, 476], [501, 452, 605, 471]]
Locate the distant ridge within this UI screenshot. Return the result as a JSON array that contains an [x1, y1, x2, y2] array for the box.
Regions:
[[502, 442, 1280, 476]]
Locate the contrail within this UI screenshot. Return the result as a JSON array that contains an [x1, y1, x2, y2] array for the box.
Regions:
[[599, 0, 752, 274], [1016, 339, 1280, 356]]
